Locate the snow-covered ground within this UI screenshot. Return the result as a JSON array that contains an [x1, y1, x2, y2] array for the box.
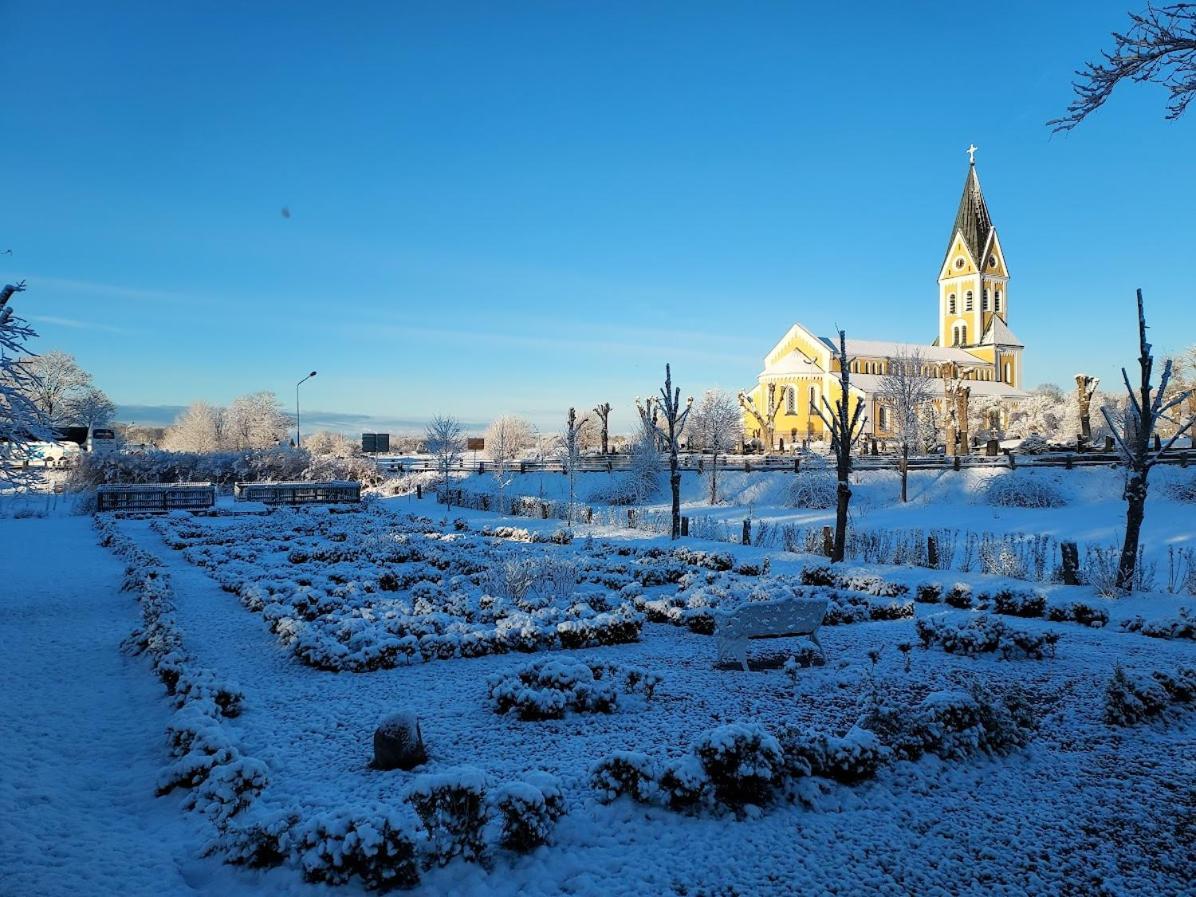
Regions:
[[2, 479, 1194, 895]]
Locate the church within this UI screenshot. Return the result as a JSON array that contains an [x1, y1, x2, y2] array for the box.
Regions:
[[740, 150, 1027, 451]]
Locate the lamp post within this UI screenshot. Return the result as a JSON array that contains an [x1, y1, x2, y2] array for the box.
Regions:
[[296, 371, 317, 448]]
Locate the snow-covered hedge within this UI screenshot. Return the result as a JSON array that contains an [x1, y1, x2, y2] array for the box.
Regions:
[[786, 468, 837, 509], [1119, 608, 1195, 641], [296, 803, 422, 891], [983, 475, 1067, 509], [915, 614, 1059, 660], [1104, 664, 1195, 726], [487, 657, 659, 720]]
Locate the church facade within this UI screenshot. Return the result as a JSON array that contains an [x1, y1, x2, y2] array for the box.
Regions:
[[740, 154, 1027, 451]]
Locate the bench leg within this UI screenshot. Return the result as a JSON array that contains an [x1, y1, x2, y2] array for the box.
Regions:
[[809, 628, 825, 660], [739, 641, 750, 673]]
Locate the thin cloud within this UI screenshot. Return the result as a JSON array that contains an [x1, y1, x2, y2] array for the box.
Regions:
[[12, 274, 186, 304], [30, 314, 129, 334]]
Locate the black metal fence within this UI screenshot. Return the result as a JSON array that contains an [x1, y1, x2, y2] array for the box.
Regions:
[[96, 483, 216, 513]]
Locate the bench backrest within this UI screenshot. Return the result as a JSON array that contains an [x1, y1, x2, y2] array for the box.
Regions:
[[714, 597, 827, 639]]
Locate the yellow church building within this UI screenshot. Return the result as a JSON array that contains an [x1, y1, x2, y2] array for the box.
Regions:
[[740, 150, 1027, 451]]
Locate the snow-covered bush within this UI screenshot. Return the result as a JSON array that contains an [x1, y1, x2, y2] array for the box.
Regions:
[[916, 614, 1057, 659], [1104, 664, 1195, 726], [185, 756, 270, 825], [487, 657, 658, 720], [944, 582, 974, 609], [1119, 608, 1195, 641], [983, 475, 1067, 509], [407, 768, 489, 864], [692, 723, 784, 808], [486, 773, 566, 852], [915, 582, 942, 603], [208, 808, 300, 868], [1166, 475, 1196, 503], [590, 751, 659, 804], [786, 466, 837, 509], [988, 587, 1047, 618], [295, 803, 421, 891], [1046, 600, 1109, 628], [587, 428, 661, 505], [777, 726, 888, 785], [1017, 433, 1050, 454]]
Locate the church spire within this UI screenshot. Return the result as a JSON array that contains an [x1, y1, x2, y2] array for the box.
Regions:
[[945, 155, 994, 268]]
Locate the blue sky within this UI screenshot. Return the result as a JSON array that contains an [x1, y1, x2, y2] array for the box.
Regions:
[[2, 1, 1193, 433]]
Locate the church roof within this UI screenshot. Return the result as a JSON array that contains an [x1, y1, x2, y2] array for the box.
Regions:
[[821, 336, 981, 365], [980, 316, 1023, 347], [849, 372, 1028, 400], [944, 163, 995, 269], [760, 350, 821, 378]]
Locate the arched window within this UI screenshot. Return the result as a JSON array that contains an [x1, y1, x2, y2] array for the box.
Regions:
[[965, 291, 974, 311], [1004, 362, 1012, 383], [960, 324, 968, 345], [948, 293, 956, 314], [786, 386, 796, 414], [995, 290, 1002, 312], [981, 289, 989, 312], [878, 405, 889, 431], [952, 326, 960, 346]]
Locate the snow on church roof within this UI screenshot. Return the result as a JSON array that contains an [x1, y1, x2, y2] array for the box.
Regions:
[[980, 316, 1023, 347], [820, 336, 980, 364], [849, 372, 1028, 400], [760, 350, 821, 378]]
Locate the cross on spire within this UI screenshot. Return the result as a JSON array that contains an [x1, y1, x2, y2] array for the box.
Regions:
[[966, 143, 978, 165]]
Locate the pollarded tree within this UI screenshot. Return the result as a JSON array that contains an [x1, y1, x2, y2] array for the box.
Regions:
[[485, 415, 533, 513], [425, 415, 466, 521], [162, 402, 225, 453], [1075, 374, 1101, 447], [562, 408, 589, 528], [813, 330, 867, 562], [1102, 290, 1193, 592], [876, 350, 934, 503], [655, 364, 692, 539], [0, 281, 50, 487], [689, 389, 742, 505], [593, 402, 612, 454], [738, 384, 783, 453], [1050, 3, 1196, 131], [634, 396, 666, 451]]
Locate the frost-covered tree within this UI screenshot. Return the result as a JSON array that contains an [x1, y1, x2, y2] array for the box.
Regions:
[[634, 396, 666, 451], [20, 350, 93, 426], [0, 282, 50, 487], [689, 389, 741, 505], [813, 331, 866, 562], [1050, 2, 1196, 131], [225, 391, 288, 450], [1008, 383, 1067, 441], [655, 364, 692, 539], [486, 415, 533, 513], [877, 350, 934, 502], [69, 386, 116, 430], [1102, 290, 1193, 592], [304, 430, 358, 457], [561, 408, 589, 528], [425, 414, 465, 520], [162, 402, 225, 453], [738, 384, 783, 452], [1075, 374, 1101, 446], [593, 402, 612, 454]]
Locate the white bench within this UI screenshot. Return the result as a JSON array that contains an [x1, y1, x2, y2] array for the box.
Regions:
[[713, 597, 828, 672]]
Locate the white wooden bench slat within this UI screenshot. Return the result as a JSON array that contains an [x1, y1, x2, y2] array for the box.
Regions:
[[712, 597, 827, 672]]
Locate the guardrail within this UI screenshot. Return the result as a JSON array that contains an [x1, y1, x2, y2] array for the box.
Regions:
[[376, 449, 1195, 475]]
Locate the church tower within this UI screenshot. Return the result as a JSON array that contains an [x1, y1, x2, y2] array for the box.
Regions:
[[937, 148, 1021, 386]]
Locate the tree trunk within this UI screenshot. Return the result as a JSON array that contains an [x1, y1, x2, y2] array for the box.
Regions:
[[1117, 470, 1147, 591], [833, 474, 850, 562], [900, 442, 909, 503], [709, 453, 719, 505]]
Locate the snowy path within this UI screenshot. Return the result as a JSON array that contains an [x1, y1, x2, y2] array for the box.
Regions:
[[0, 517, 210, 897]]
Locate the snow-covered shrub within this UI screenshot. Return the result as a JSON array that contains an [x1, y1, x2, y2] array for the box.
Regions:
[[486, 774, 566, 852], [1103, 664, 1196, 726], [1166, 475, 1196, 503], [407, 768, 489, 864], [691, 723, 784, 808], [487, 657, 658, 720], [860, 684, 1036, 761], [989, 587, 1047, 618], [916, 614, 1056, 659], [944, 582, 974, 608], [1017, 433, 1050, 454], [296, 803, 421, 891], [1046, 600, 1109, 628], [915, 582, 942, 603], [655, 756, 709, 810], [590, 751, 659, 804], [777, 726, 888, 784], [1119, 609, 1195, 641], [587, 428, 661, 505], [185, 755, 270, 825], [799, 563, 836, 587], [788, 455, 837, 509], [983, 475, 1067, 509], [208, 808, 300, 868]]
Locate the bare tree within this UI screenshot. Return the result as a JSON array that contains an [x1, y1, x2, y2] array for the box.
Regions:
[[0, 282, 50, 487], [1102, 290, 1193, 592], [562, 407, 588, 528], [944, 381, 972, 456], [69, 386, 116, 430], [20, 350, 92, 426], [162, 402, 225, 453], [655, 364, 693, 539], [304, 431, 359, 457], [1050, 3, 1196, 131], [485, 415, 533, 513], [593, 402, 612, 454], [634, 396, 666, 450], [813, 331, 867, 562], [738, 384, 783, 453], [425, 415, 465, 521], [689, 389, 742, 505], [1076, 374, 1101, 447], [877, 350, 934, 503]]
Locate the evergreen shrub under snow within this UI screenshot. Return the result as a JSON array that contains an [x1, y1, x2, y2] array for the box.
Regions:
[[982, 475, 1067, 509], [1104, 664, 1196, 726], [487, 657, 659, 720], [916, 614, 1059, 660]]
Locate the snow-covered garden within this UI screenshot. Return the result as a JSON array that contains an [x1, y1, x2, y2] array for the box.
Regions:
[[5, 472, 1192, 896]]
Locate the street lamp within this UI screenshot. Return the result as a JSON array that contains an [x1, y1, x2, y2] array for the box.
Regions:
[[296, 371, 317, 448]]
